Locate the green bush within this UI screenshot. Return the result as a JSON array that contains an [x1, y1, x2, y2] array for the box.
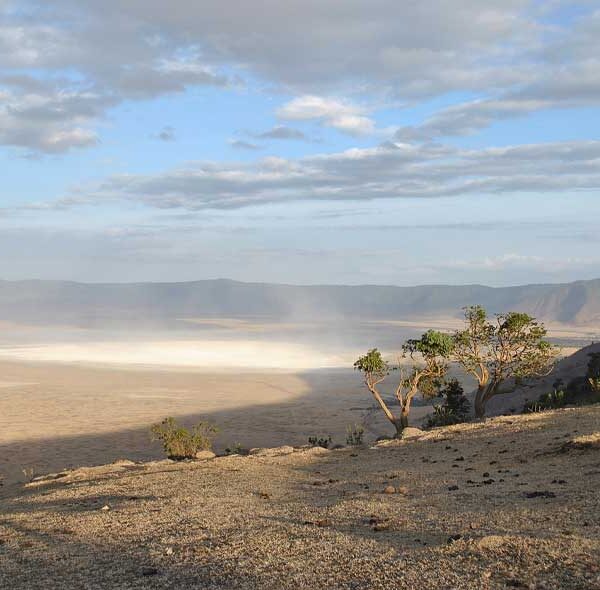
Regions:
[[424, 379, 470, 428], [346, 424, 365, 446], [225, 442, 244, 455], [151, 417, 218, 460], [524, 389, 567, 413], [308, 435, 332, 449], [588, 352, 600, 392]]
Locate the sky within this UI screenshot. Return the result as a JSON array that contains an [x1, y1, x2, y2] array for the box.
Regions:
[[1, 0, 600, 286]]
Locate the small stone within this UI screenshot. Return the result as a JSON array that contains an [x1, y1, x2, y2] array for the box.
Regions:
[[194, 450, 216, 461], [401, 427, 424, 439], [524, 490, 556, 498], [100, 505, 110, 511], [141, 567, 159, 577], [383, 485, 396, 494]]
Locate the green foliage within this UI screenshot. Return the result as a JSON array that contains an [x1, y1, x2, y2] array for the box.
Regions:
[[151, 417, 219, 460], [345, 424, 365, 446], [425, 379, 470, 428], [588, 352, 600, 392], [308, 435, 332, 449], [403, 329, 455, 359], [225, 442, 244, 455], [353, 348, 388, 379], [524, 368, 600, 412]]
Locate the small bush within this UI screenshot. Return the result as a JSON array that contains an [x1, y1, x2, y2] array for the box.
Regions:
[[424, 379, 470, 428], [588, 352, 600, 392], [151, 417, 218, 460], [346, 424, 365, 446], [524, 389, 567, 413], [308, 435, 332, 449], [225, 442, 244, 455]]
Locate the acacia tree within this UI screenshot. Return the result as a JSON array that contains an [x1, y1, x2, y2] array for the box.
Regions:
[[453, 307, 558, 418], [354, 330, 454, 437]]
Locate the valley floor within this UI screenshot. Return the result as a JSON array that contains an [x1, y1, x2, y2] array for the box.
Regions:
[[1, 407, 598, 589]]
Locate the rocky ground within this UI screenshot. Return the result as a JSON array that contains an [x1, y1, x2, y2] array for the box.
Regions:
[[1, 406, 599, 589]]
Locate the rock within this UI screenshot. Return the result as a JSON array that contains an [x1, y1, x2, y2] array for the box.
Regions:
[[524, 490, 556, 498], [194, 450, 216, 461], [112, 459, 136, 466], [476, 535, 510, 550], [141, 567, 159, 577], [383, 485, 396, 494], [249, 445, 295, 457], [396, 486, 409, 495], [401, 427, 424, 440], [100, 505, 110, 511], [297, 446, 330, 456]]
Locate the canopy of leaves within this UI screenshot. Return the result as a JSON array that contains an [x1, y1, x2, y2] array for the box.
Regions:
[[495, 312, 556, 381], [403, 329, 454, 359], [353, 348, 388, 379]]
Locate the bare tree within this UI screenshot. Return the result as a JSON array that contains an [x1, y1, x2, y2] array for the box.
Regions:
[[453, 307, 558, 418], [354, 330, 453, 437]]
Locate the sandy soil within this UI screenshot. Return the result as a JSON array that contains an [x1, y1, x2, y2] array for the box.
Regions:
[[0, 360, 434, 485], [1, 407, 598, 589]]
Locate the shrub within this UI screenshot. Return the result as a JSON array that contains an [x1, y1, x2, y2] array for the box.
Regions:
[[346, 424, 365, 446], [308, 435, 332, 449], [151, 417, 218, 460], [225, 442, 244, 455], [424, 379, 470, 428], [524, 389, 567, 413], [588, 352, 600, 392]]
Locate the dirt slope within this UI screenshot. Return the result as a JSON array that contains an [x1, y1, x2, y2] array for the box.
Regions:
[[1, 406, 598, 589]]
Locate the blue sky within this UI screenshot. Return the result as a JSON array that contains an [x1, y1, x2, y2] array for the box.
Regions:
[[1, 0, 599, 285]]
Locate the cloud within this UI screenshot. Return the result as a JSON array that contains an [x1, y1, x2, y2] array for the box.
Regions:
[[26, 139, 600, 211], [229, 139, 262, 151], [154, 126, 176, 142], [254, 126, 308, 141], [0, 2, 598, 152], [277, 96, 375, 136], [0, 82, 108, 153]]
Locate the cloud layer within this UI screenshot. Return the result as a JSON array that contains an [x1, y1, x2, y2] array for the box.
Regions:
[[2, 1, 598, 152], [33, 139, 595, 211]]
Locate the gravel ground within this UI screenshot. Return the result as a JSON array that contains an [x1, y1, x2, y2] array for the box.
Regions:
[[1, 406, 599, 589]]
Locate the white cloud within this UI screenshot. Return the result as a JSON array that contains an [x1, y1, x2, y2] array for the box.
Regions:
[[277, 95, 374, 136], [18, 139, 599, 211]]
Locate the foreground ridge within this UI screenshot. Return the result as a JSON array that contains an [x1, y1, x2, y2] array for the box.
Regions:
[[1, 407, 599, 589]]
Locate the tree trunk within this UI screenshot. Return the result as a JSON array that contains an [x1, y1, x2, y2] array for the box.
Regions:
[[474, 386, 486, 419], [392, 399, 412, 437], [474, 382, 499, 418]]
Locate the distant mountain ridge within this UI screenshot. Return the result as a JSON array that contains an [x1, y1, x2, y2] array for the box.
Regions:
[[0, 277, 599, 327]]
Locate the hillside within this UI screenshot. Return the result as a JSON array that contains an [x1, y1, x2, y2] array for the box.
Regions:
[[1, 407, 598, 589], [0, 277, 599, 327]]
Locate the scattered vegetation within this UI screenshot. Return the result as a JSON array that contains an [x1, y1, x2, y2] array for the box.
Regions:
[[151, 417, 219, 460], [354, 330, 454, 437], [345, 423, 365, 446], [308, 435, 332, 449], [424, 379, 470, 428], [452, 306, 558, 418], [524, 367, 600, 413], [225, 442, 244, 455], [588, 352, 600, 392]]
